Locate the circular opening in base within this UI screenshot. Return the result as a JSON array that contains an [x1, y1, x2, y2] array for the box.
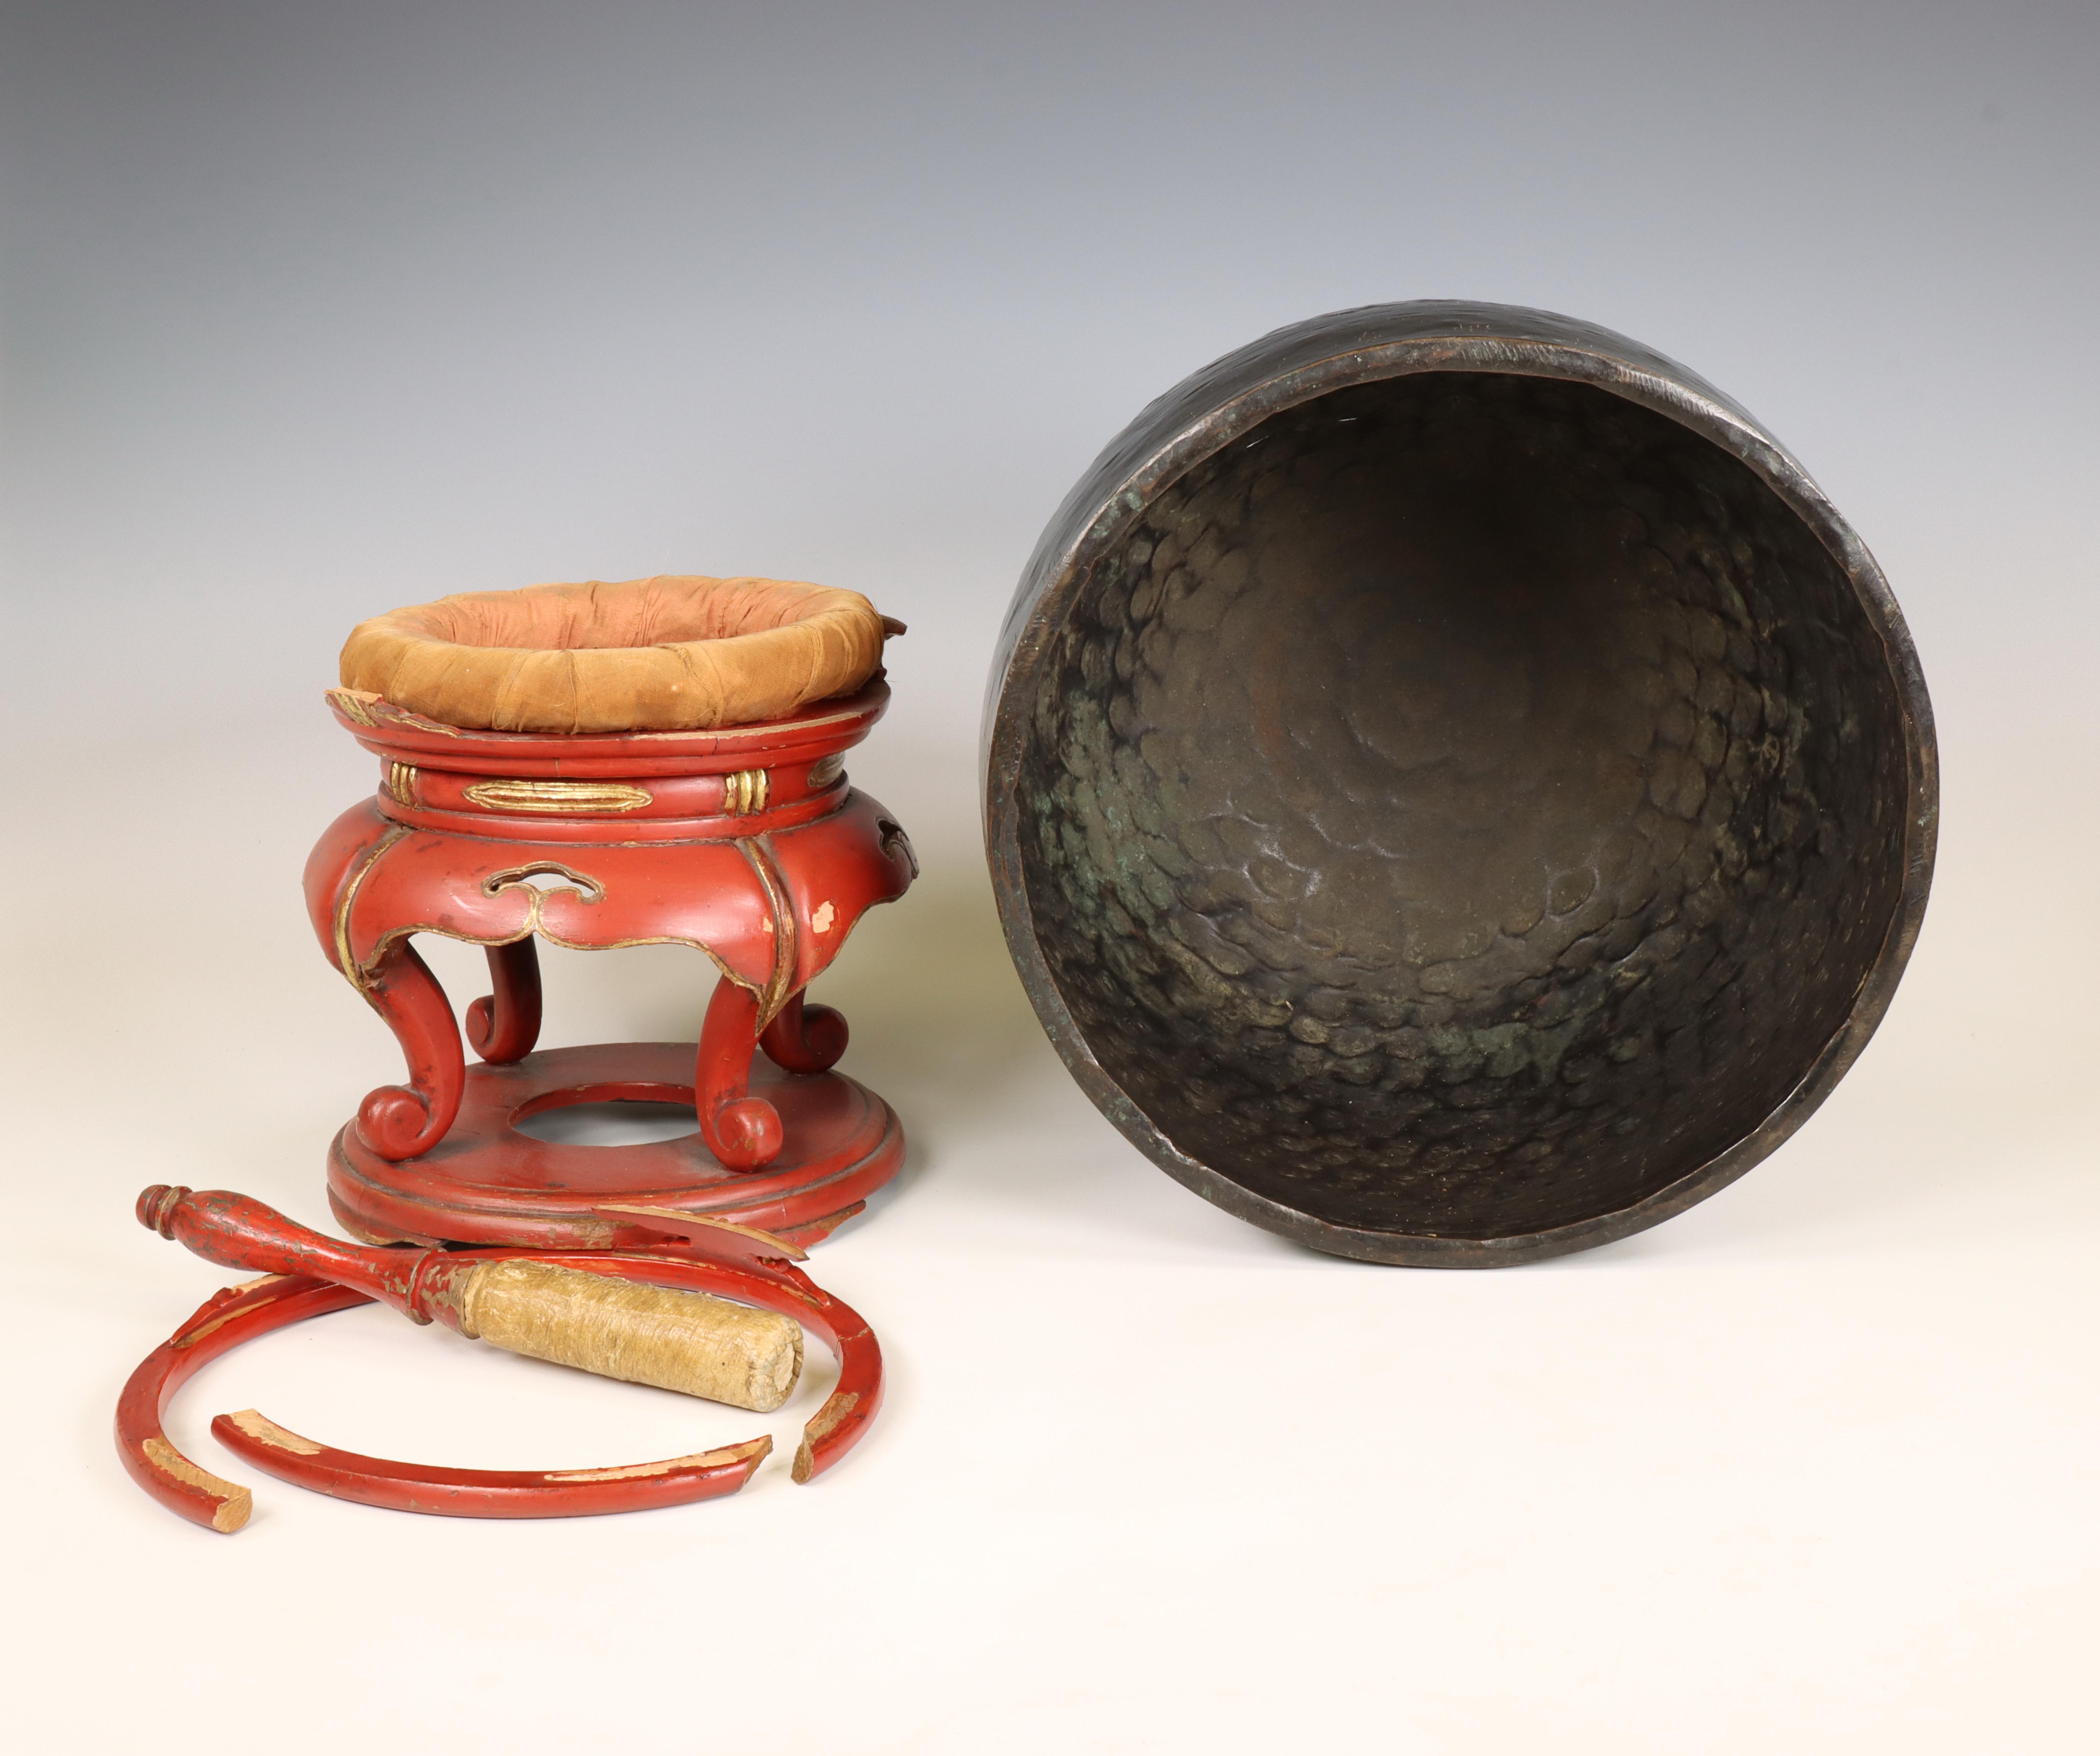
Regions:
[[512, 1099, 701, 1148]]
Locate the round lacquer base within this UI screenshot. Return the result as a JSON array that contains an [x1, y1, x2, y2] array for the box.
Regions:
[[327, 1041, 903, 1251]]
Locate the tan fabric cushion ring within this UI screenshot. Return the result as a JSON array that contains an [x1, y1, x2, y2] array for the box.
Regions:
[[339, 575, 894, 733]]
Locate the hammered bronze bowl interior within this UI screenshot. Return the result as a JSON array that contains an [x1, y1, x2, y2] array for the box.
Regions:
[[984, 303, 1935, 1265]]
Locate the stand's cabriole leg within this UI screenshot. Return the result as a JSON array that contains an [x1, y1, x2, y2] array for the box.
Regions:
[[466, 938, 543, 1064], [697, 975, 784, 1172], [355, 939, 467, 1161], [759, 990, 849, 1074]]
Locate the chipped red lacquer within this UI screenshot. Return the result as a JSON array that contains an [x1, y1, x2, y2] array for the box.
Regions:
[[305, 681, 916, 1249], [116, 1205, 882, 1530]]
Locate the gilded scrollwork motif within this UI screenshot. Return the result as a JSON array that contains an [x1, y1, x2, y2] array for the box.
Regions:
[[734, 838, 799, 1027], [332, 825, 411, 994]]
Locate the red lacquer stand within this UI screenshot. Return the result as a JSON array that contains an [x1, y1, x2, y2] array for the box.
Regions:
[[306, 680, 916, 1250]]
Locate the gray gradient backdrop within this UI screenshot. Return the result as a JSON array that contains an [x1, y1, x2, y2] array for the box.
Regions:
[[3, 4, 2096, 1752]]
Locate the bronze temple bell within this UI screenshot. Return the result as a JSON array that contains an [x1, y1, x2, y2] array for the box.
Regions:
[[983, 302, 1935, 1265]]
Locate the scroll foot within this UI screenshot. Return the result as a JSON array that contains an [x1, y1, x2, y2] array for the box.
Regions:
[[353, 941, 465, 1161], [759, 992, 848, 1074], [466, 938, 543, 1064], [696, 977, 783, 1172]]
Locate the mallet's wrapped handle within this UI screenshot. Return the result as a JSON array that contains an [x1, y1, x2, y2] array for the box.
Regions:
[[450, 1258, 802, 1412]]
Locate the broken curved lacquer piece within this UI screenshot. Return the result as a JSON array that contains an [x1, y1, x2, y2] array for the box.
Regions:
[[211, 1410, 772, 1518], [115, 1274, 369, 1533]]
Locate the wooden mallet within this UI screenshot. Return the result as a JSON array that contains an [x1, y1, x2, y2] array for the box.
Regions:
[[135, 1186, 804, 1413]]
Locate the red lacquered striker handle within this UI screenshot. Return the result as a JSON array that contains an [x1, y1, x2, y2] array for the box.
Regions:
[[137, 1185, 424, 1314]]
